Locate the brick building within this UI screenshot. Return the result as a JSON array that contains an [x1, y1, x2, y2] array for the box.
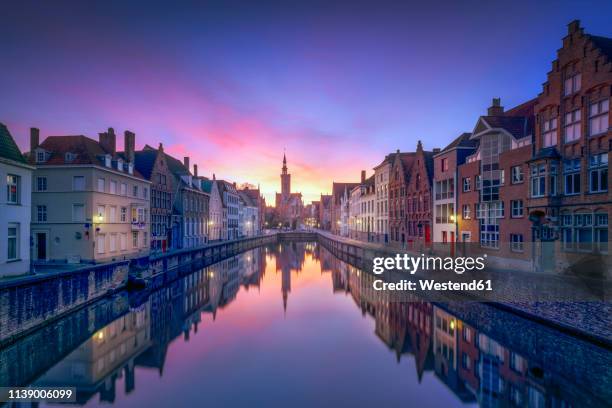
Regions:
[[456, 98, 535, 269], [389, 142, 436, 249], [527, 20, 610, 272], [134, 143, 174, 252], [433, 133, 476, 248]]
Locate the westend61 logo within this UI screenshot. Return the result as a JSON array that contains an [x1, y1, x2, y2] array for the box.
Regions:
[[372, 254, 487, 275]]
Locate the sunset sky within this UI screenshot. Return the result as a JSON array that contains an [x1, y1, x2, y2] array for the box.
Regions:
[[2, 1, 612, 204]]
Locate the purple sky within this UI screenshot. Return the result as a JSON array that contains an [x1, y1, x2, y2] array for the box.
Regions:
[[1, 1, 611, 203]]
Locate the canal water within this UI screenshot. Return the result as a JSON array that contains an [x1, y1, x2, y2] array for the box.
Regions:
[[2, 242, 610, 407]]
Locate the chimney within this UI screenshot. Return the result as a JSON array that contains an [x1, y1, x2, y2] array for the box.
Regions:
[[99, 127, 116, 154], [417, 140, 423, 151], [183, 156, 190, 170], [193, 164, 198, 177], [487, 98, 504, 116], [30, 128, 40, 152], [213, 173, 216, 180], [568, 19, 580, 34], [158, 142, 164, 152], [361, 170, 366, 184], [124, 131, 135, 163]]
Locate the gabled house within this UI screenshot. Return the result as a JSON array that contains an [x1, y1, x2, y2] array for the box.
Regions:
[[0, 124, 34, 276]]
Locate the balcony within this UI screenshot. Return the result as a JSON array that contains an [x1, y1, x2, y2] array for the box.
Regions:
[[131, 220, 147, 231]]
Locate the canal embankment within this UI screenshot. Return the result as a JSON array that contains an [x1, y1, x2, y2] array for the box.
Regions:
[[315, 230, 612, 348]]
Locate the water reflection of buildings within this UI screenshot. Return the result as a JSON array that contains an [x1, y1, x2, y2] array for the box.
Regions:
[[30, 249, 269, 405], [331, 250, 600, 407], [5, 245, 607, 407]]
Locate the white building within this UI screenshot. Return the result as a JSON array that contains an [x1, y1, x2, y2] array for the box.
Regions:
[[0, 124, 34, 277], [239, 191, 259, 237], [373, 154, 393, 243], [218, 180, 240, 240], [28, 128, 151, 264], [339, 187, 351, 237], [202, 176, 223, 241]]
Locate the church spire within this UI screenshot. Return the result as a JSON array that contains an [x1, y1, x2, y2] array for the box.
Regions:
[[282, 151, 287, 174]]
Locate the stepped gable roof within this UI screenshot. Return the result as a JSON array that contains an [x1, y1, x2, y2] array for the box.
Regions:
[[0, 123, 27, 164]]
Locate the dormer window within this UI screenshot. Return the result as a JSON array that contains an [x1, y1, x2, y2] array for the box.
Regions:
[[563, 73, 581, 96], [104, 155, 111, 168], [36, 150, 46, 163], [65, 152, 76, 162], [117, 158, 123, 171], [128, 163, 134, 175]]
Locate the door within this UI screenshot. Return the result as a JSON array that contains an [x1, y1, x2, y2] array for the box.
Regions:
[[36, 232, 47, 260]]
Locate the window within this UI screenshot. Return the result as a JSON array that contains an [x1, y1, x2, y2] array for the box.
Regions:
[[475, 175, 481, 190], [435, 179, 454, 200], [120, 183, 127, 196], [589, 99, 609, 136], [72, 204, 85, 222], [6, 174, 19, 204], [564, 109, 581, 142], [559, 159, 579, 197], [435, 203, 454, 224], [120, 233, 127, 251], [97, 234, 105, 254], [563, 73, 581, 96], [542, 117, 558, 147], [97, 205, 105, 221], [37, 205, 47, 222], [461, 353, 471, 370], [132, 231, 139, 248], [7, 224, 19, 261], [143, 231, 148, 247], [511, 166, 524, 184], [133, 185, 138, 197], [37, 176, 48, 191], [562, 212, 608, 253], [109, 234, 117, 252], [110, 180, 117, 194], [462, 204, 471, 220], [121, 207, 127, 222], [510, 234, 524, 252], [109, 206, 117, 223], [65, 152, 76, 162], [71, 176, 87, 192], [589, 153, 608, 193], [463, 177, 471, 192], [511, 200, 523, 218], [441, 158, 449, 172], [462, 327, 471, 342], [531, 164, 546, 197], [36, 151, 46, 163], [96, 178, 104, 192]]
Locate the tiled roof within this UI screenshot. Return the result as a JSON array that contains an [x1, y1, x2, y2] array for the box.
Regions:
[[373, 152, 396, 169], [0, 123, 26, 164], [134, 148, 158, 180], [239, 191, 255, 207], [332, 182, 360, 204], [589, 35, 612, 60], [34, 135, 144, 178], [481, 116, 532, 139], [163, 151, 190, 176], [440, 132, 476, 153]]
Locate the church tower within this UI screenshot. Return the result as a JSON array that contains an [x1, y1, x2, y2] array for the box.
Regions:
[[281, 153, 291, 197]]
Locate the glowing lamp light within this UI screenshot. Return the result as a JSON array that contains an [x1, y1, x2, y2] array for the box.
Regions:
[[450, 214, 456, 223], [450, 320, 456, 330], [94, 214, 104, 224], [96, 331, 104, 340]]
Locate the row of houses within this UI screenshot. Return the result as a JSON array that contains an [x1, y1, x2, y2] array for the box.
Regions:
[[0, 126, 265, 277], [319, 20, 611, 272]]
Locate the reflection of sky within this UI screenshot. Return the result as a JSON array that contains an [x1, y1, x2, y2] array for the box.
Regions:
[[2, 1, 611, 203], [73, 250, 464, 408]]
